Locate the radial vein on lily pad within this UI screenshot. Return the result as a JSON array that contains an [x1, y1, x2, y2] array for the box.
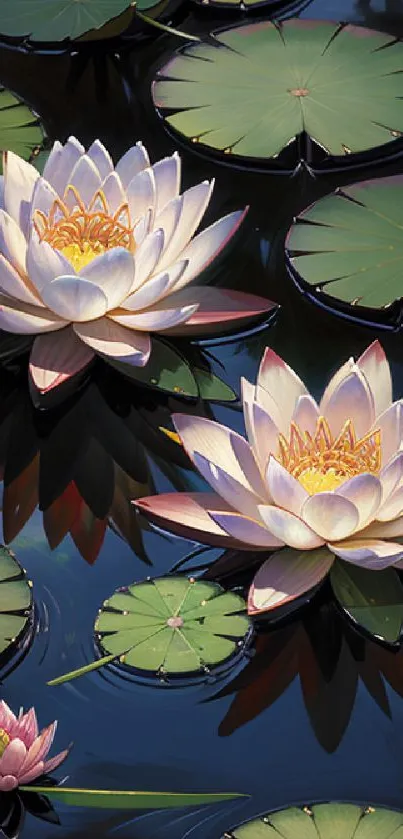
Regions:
[[135, 341, 403, 614], [0, 701, 68, 791], [0, 137, 273, 395]]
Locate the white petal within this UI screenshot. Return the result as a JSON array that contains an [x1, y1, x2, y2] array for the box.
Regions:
[[257, 347, 309, 431], [41, 276, 108, 321], [376, 401, 403, 465], [115, 142, 150, 188], [357, 341, 392, 418], [376, 486, 403, 522], [0, 175, 4, 209], [0, 255, 42, 306], [132, 228, 165, 291], [74, 318, 150, 365], [0, 209, 27, 274], [152, 196, 182, 263], [254, 383, 283, 429], [328, 538, 403, 569], [29, 327, 94, 393], [30, 176, 58, 220], [26, 231, 74, 293], [241, 377, 280, 471], [193, 452, 264, 520], [319, 357, 355, 413], [379, 452, 403, 504], [126, 169, 156, 227], [265, 456, 308, 516], [42, 140, 63, 189], [337, 473, 382, 529], [3, 152, 39, 238], [291, 394, 319, 435], [65, 155, 102, 208], [80, 248, 134, 310], [45, 137, 85, 195], [172, 413, 266, 497], [101, 171, 125, 215], [209, 511, 283, 548], [301, 492, 359, 541], [258, 505, 325, 549], [87, 140, 113, 180], [110, 303, 197, 331], [0, 298, 66, 333], [122, 261, 187, 312], [321, 368, 375, 439], [156, 180, 214, 272], [152, 152, 181, 215], [132, 209, 152, 247], [248, 547, 333, 614], [171, 209, 247, 290], [359, 518, 403, 539]]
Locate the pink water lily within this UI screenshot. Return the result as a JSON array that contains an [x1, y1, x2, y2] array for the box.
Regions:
[[135, 341, 403, 614], [0, 701, 69, 791], [0, 137, 274, 396]]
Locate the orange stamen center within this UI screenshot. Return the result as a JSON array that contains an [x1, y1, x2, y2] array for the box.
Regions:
[[278, 416, 381, 494]]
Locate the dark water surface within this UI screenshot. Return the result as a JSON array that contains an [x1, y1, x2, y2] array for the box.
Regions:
[[2, 0, 403, 836]]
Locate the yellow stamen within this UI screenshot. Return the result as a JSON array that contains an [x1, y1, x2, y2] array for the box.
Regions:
[[0, 728, 10, 758], [278, 417, 381, 495]]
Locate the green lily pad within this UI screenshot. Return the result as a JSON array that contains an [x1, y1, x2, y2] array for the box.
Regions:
[[152, 20, 403, 164], [0, 0, 133, 42], [107, 339, 198, 398], [0, 88, 43, 172], [22, 786, 244, 808], [194, 369, 237, 402], [230, 803, 403, 838], [287, 176, 403, 318], [330, 560, 403, 644], [0, 546, 33, 657]]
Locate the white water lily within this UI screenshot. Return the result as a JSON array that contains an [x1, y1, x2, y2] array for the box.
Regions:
[[136, 341, 403, 612], [0, 137, 272, 395]]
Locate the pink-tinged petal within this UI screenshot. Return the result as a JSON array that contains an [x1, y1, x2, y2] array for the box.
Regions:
[[15, 708, 38, 748], [41, 276, 108, 322], [132, 228, 165, 292], [291, 394, 319, 435], [257, 347, 308, 432], [87, 139, 113, 181], [100, 171, 125, 215], [328, 538, 403, 569], [0, 209, 27, 274], [248, 547, 334, 615], [0, 740, 27, 777], [156, 180, 214, 271], [80, 247, 135, 310], [74, 317, 150, 365], [123, 261, 187, 312], [44, 137, 84, 195], [134, 491, 249, 548], [19, 723, 56, 776], [153, 196, 183, 262], [376, 486, 403, 522], [29, 328, 94, 394], [17, 762, 44, 785], [115, 142, 150, 189], [126, 168, 156, 227], [0, 298, 67, 334], [319, 357, 355, 413], [209, 510, 283, 548], [265, 456, 308, 516], [3, 151, 39, 237], [26, 230, 74, 294], [152, 152, 181, 216], [0, 776, 18, 792], [161, 288, 276, 337], [30, 176, 58, 220], [110, 303, 198, 332], [380, 452, 403, 503], [0, 255, 42, 307], [321, 368, 375, 439], [0, 175, 4, 209], [43, 747, 70, 776], [359, 518, 403, 540], [65, 155, 102, 208], [172, 413, 266, 497], [302, 492, 359, 541], [0, 702, 16, 732], [376, 401, 403, 466], [255, 383, 283, 429], [193, 452, 265, 519], [172, 209, 248, 290], [357, 340, 392, 418], [258, 505, 325, 549], [337, 473, 382, 529], [241, 378, 280, 471]]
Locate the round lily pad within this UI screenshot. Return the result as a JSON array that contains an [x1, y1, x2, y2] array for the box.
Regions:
[[287, 175, 403, 327], [95, 576, 250, 676], [0, 0, 133, 42], [0, 546, 33, 661], [0, 88, 43, 172], [229, 803, 403, 838], [152, 20, 403, 168]]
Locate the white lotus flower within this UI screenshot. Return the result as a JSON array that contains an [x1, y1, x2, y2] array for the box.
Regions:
[[0, 137, 273, 395], [136, 341, 403, 612]]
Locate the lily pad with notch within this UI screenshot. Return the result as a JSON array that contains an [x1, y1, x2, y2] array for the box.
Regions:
[[228, 802, 403, 838], [0, 546, 33, 665], [0, 0, 133, 42], [153, 19, 403, 172], [330, 560, 403, 645], [0, 88, 43, 172], [286, 175, 403, 328]]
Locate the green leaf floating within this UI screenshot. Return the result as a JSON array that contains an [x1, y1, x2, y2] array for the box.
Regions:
[[229, 803, 403, 838], [48, 577, 249, 684], [0, 0, 133, 42], [193, 369, 237, 402], [0, 88, 43, 172], [0, 546, 33, 657], [153, 20, 403, 162], [287, 175, 403, 315], [21, 787, 244, 808], [330, 560, 403, 644], [107, 339, 198, 398]]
